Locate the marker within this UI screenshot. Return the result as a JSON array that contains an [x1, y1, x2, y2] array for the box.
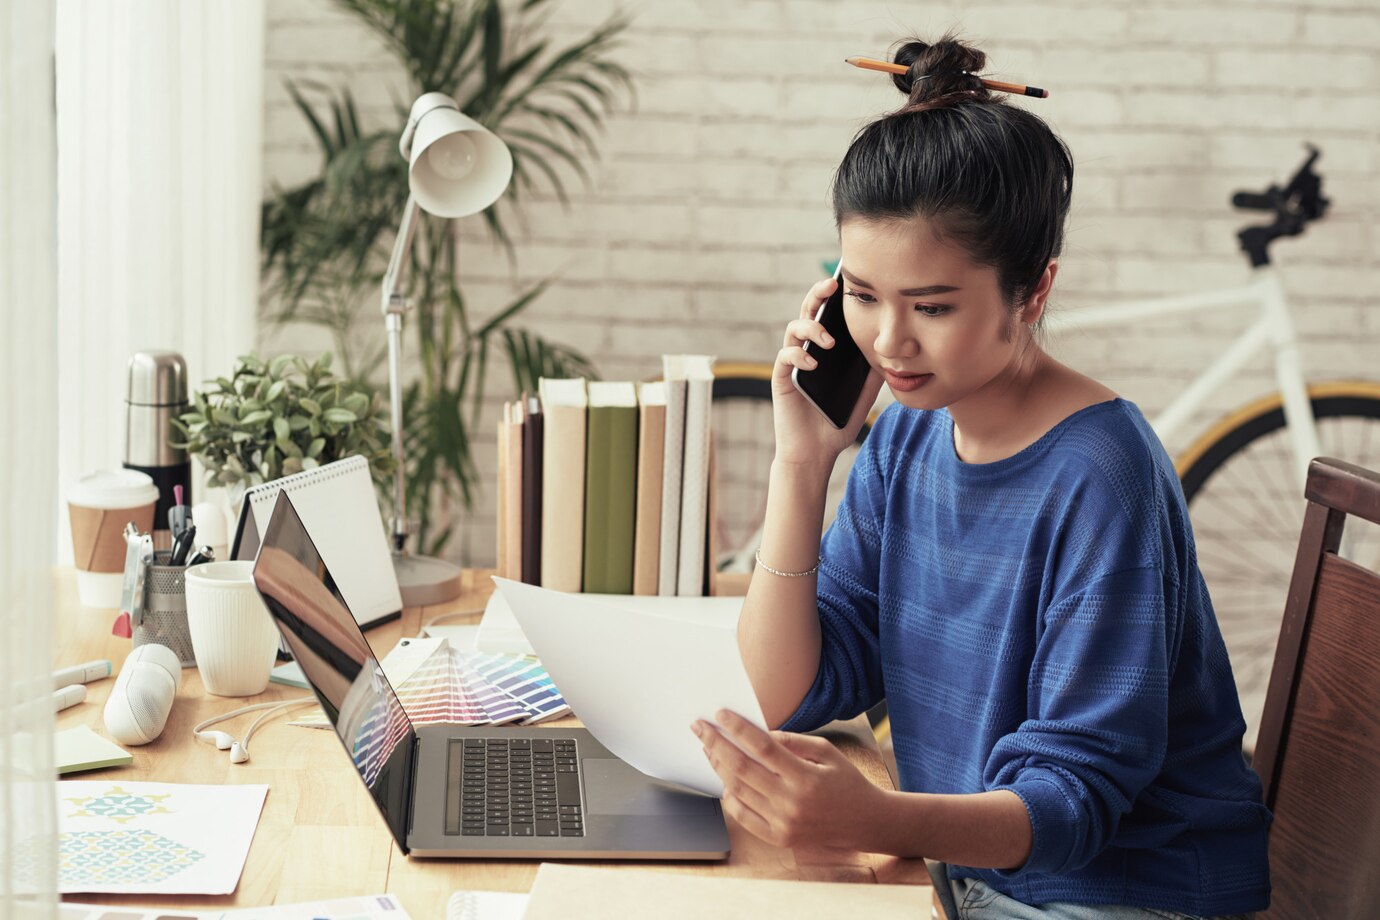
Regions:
[[54, 684, 87, 712], [169, 484, 190, 541], [52, 659, 112, 689]]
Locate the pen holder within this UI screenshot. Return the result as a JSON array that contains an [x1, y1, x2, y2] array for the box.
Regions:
[[134, 550, 196, 667]]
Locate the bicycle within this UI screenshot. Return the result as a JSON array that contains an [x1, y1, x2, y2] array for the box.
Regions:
[[709, 145, 1380, 751]]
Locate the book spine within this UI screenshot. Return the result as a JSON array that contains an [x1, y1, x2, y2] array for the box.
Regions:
[[676, 376, 713, 596], [632, 400, 666, 595], [504, 405, 524, 580], [540, 404, 587, 592], [496, 413, 508, 579], [584, 403, 639, 594], [520, 404, 543, 584], [658, 379, 687, 595]]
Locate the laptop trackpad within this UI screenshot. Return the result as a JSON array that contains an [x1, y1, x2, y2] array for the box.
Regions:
[[583, 759, 718, 816]]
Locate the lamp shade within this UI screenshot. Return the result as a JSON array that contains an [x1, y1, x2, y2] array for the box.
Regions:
[[403, 92, 513, 218]]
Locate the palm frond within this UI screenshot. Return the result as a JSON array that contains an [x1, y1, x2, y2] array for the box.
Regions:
[[265, 0, 633, 553]]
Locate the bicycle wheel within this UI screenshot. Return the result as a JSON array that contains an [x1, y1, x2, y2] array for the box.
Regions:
[[709, 362, 875, 573], [1177, 382, 1380, 752]]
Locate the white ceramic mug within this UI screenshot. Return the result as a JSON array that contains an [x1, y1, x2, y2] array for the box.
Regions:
[[184, 561, 280, 697]]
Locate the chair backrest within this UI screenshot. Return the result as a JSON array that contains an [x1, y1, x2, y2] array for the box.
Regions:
[[1253, 457, 1380, 919]]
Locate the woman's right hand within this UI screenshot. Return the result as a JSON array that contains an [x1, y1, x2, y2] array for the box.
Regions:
[[771, 276, 883, 469]]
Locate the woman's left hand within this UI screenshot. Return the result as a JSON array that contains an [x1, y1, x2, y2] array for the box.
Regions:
[[692, 709, 889, 852]]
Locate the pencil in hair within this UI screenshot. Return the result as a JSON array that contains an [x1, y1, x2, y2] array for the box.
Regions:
[[844, 56, 1049, 99]]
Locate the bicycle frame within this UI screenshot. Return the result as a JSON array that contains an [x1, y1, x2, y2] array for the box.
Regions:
[[1041, 265, 1322, 490]]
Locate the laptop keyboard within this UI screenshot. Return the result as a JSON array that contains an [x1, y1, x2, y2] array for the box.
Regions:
[[446, 737, 585, 838]]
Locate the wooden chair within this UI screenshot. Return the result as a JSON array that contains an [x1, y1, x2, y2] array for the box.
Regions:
[[1252, 457, 1380, 918]]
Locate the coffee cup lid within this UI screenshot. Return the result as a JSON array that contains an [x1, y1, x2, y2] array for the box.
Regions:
[[69, 469, 160, 509]]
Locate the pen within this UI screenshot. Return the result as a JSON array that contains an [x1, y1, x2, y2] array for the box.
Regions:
[[186, 546, 216, 567], [171, 522, 198, 566], [52, 659, 112, 689], [54, 684, 87, 712]]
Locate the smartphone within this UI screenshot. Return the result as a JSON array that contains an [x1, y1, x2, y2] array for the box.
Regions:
[[791, 263, 872, 429]]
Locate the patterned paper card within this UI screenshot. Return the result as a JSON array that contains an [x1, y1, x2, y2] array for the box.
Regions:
[[54, 781, 267, 894]]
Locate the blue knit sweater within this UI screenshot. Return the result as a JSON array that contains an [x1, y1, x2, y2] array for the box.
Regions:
[[779, 398, 1271, 915]]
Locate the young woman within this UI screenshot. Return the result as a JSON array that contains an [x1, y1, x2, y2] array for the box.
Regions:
[[691, 35, 1271, 919]]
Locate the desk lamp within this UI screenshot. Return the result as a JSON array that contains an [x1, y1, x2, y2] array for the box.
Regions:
[[383, 92, 513, 606]]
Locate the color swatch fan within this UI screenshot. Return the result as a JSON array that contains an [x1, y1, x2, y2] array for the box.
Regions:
[[292, 638, 569, 729]]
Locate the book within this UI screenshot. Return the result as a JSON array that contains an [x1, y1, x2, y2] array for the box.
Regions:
[[502, 401, 524, 580], [55, 725, 132, 775], [538, 378, 589, 592], [704, 436, 719, 596], [658, 356, 689, 596], [520, 394, 544, 585], [675, 355, 716, 596], [582, 381, 639, 594], [632, 381, 667, 595], [496, 412, 509, 579], [521, 864, 927, 920]]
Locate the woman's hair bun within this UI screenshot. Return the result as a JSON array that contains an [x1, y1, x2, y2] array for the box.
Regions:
[[892, 32, 992, 112]]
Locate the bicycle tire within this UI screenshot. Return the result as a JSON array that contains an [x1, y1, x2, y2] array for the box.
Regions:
[[711, 362, 874, 444], [1174, 381, 1380, 751], [710, 362, 879, 572], [710, 363, 895, 754]]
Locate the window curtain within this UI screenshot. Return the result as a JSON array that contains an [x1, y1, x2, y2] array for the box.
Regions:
[[54, 0, 265, 558], [1, 0, 59, 914]]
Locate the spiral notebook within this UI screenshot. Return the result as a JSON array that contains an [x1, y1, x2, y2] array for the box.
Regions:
[[231, 456, 402, 630]]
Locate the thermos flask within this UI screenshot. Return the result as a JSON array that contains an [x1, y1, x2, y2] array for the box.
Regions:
[[124, 351, 191, 549]]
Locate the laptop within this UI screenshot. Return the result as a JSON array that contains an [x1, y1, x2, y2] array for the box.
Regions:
[[250, 490, 730, 859]]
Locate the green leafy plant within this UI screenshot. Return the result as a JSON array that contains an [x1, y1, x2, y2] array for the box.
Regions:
[[174, 353, 395, 496], [260, 0, 633, 555]]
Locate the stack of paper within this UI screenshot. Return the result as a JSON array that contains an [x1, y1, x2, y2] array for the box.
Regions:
[[55, 725, 132, 775]]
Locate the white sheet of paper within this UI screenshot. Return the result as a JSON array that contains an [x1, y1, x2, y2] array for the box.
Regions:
[[475, 588, 744, 656], [57, 893, 412, 919], [490, 577, 766, 797], [57, 780, 267, 894]]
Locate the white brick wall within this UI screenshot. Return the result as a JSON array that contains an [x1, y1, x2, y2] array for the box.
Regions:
[[261, 0, 1380, 567]]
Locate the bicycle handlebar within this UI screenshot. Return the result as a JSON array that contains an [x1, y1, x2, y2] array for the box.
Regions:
[[1231, 144, 1330, 268], [1230, 190, 1277, 212]]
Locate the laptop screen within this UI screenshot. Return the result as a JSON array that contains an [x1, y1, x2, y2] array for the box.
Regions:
[[251, 490, 416, 851]]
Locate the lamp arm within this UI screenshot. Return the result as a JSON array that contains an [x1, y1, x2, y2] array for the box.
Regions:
[[382, 194, 422, 552], [382, 194, 421, 310]]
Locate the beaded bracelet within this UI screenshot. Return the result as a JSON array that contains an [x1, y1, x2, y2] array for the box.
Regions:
[[754, 549, 822, 578]]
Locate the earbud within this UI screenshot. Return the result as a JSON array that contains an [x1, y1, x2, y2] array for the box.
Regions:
[[190, 696, 315, 765], [195, 729, 236, 750]]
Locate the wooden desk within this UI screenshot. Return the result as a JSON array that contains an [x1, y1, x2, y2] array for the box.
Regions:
[[54, 567, 929, 915]]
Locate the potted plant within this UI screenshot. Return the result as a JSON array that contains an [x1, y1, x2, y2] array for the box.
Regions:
[[260, 0, 635, 556], [173, 352, 395, 508]]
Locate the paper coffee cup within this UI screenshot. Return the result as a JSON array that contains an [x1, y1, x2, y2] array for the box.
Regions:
[[185, 561, 281, 697], [68, 469, 159, 608]]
